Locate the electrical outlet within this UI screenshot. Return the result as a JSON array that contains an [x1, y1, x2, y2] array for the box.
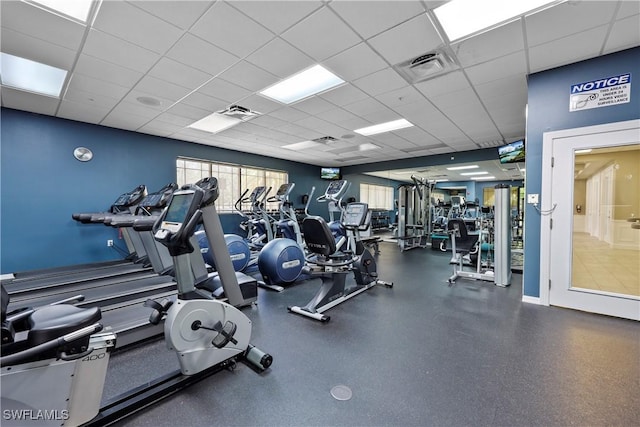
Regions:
[[527, 194, 539, 204], [107, 239, 114, 247]]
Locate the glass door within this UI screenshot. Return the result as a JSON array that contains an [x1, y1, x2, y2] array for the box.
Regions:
[[543, 121, 640, 320]]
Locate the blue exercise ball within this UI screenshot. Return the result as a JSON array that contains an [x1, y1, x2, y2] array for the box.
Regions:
[[196, 231, 250, 272], [258, 238, 305, 285]]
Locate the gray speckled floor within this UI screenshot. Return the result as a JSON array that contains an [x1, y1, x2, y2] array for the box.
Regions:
[[103, 243, 640, 426]]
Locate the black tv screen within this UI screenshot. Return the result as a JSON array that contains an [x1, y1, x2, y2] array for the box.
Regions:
[[320, 167, 341, 180], [498, 139, 525, 164]]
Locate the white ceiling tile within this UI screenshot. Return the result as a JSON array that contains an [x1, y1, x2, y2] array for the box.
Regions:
[[245, 38, 315, 78], [315, 108, 361, 125], [352, 67, 408, 97], [64, 86, 120, 111], [236, 94, 283, 114], [393, 126, 442, 146], [1, 87, 59, 115], [525, 1, 618, 47], [101, 109, 152, 131], [359, 108, 400, 125], [452, 20, 525, 68], [199, 78, 252, 104], [281, 7, 362, 61], [292, 96, 336, 115], [66, 73, 128, 101], [322, 42, 388, 82], [375, 86, 424, 109], [133, 75, 192, 103], [368, 133, 415, 149], [0, 0, 85, 50], [392, 99, 444, 127], [230, 1, 323, 35], [129, 0, 213, 31], [83, 29, 160, 74], [431, 87, 482, 110], [474, 75, 528, 102], [368, 14, 443, 65], [616, 1, 640, 19], [342, 96, 387, 117], [249, 115, 289, 130], [318, 84, 369, 107], [277, 123, 318, 140], [464, 50, 527, 85], [180, 92, 227, 111], [93, 1, 183, 54], [166, 33, 240, 75], [154, 113, 194, 127], [74, 54, 144, 88], [218, 61, 278, 92], [1, 28, 76, 70], [529, 26, 609, 74], [148, 57, 212, 90], [137, 124, 174, 138], [415, 71, 470, 98], [329, 0, 425, 39], [603, 15, 640, 54], [191, 2, 274, 58], [268, 107, 311, 123], [111, 99, 162, 120], [294, 116, 347, 137], [57, 99, 110, 124]]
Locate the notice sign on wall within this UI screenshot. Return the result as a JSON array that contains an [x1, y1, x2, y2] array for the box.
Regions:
[[569, 73, 631, 112]]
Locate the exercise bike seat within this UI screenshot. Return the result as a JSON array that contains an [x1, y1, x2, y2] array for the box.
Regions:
[[27, 304, 101, 347], [303, 216, 337, 257]]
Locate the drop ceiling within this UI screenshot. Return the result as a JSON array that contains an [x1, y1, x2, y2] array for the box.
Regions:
[[1, 0, 638, 177]]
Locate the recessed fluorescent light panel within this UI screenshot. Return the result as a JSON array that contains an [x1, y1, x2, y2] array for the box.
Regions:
[[446, 165, 478, 171], [471, 176, 496, 180], [575, 149, 593, 154], [359, 143, 380, 151], [260, 65, 344, 104], [460, 171, 489, 176], [434, 0, 557, 41], [0, 52, 67, 97], [354, 119, 414, 136], [30, 0, 95, 22], [188, 113, 242, 134]]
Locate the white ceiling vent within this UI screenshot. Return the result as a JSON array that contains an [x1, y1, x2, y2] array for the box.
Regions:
[[312, 136, 338, 144], [394, 48, 458, 84], [218, 104, 261, 121]]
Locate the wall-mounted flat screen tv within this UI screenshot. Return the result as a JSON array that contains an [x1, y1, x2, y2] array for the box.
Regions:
[[498, 139, 525, 164], [320, 167, 341, 180]]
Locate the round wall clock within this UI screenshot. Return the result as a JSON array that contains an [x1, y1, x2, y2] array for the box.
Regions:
[[73, 147, 93, 162]]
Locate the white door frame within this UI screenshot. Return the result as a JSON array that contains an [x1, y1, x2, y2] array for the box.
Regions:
[[540, 119, 640, 319]]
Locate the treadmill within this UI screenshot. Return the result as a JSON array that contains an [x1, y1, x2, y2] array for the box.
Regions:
[[1, 185, 155, 299], [4, 181, 258, 349]]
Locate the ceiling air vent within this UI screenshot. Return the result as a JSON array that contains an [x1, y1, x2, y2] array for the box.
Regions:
[[312, 136, 338, 144], [218, 104, 261, 121], [394, 48, 458, 84]]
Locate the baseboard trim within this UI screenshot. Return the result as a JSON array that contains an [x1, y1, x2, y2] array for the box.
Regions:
[[522, 295, 542, 305]]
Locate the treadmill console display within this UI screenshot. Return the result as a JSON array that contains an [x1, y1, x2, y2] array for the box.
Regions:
[[276, 183, 293, 196], [326, 180, 346, 196], [113, 194, 130, 206], [343, 202, 368, 227], [162, 193, 194, 233]]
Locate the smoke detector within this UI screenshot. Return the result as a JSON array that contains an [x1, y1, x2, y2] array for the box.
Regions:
[[394, 48, 458, 84]]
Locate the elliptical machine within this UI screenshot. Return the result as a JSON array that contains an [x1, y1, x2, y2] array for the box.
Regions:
[[0, 177, 272, 426]]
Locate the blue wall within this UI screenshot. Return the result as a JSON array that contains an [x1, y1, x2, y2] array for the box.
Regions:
[[0, 109, 321, 273], [524, 46, 640, 298]]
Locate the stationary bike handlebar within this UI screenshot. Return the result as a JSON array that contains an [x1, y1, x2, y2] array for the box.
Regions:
[[0, 323, 103, 367]]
